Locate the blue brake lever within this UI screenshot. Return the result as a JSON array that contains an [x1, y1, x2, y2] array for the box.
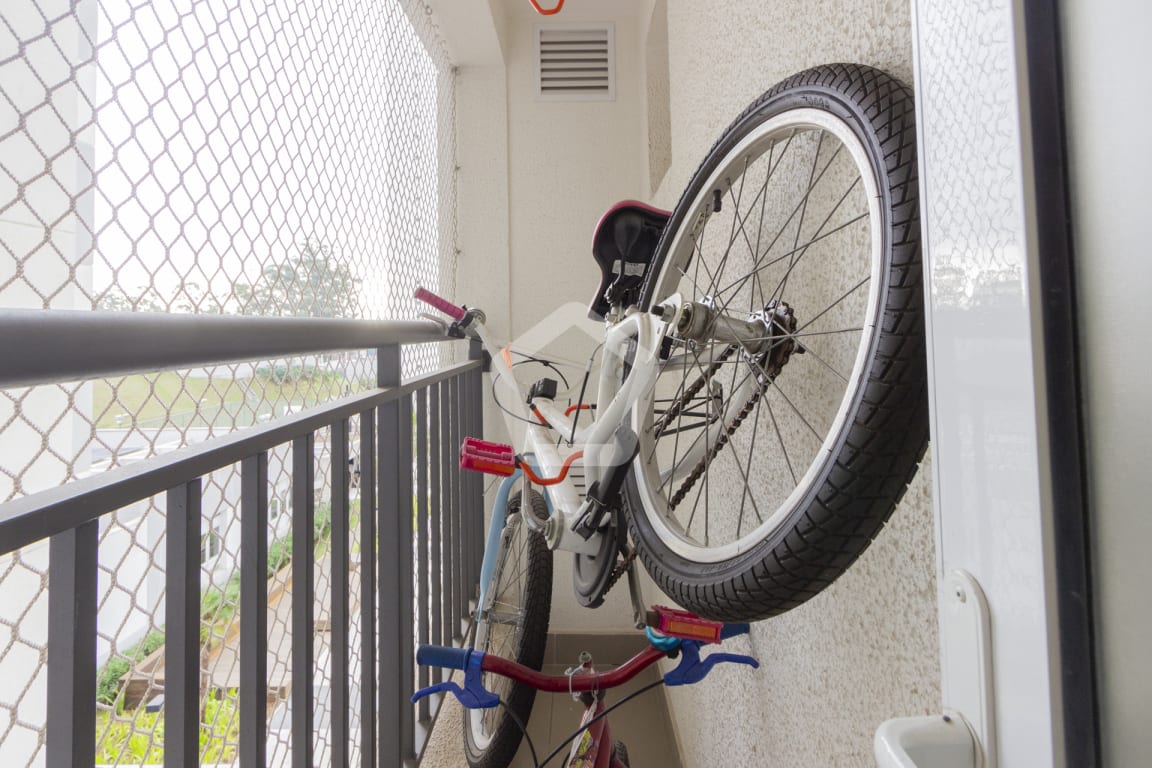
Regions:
[[411, 650, 500, 709], [662, 639, 759, 687]]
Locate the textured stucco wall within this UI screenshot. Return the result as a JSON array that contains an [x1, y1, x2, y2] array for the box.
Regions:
[[647, 2, 940, 765], [497, 0, 650, 633]]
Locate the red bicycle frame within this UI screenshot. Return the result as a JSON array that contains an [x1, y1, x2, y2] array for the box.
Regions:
[[566, 690, 620, 768]]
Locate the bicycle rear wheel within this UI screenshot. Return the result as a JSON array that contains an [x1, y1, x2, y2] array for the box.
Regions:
[[464, 489, 552, 768], [624, 64, 928, 621]]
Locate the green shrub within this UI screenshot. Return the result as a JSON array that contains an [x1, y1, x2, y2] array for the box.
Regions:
[[314, 502, 333, 542], [95, 709, 164, 764], [95, 630, 166, 706], [254, 363, 340, 385], [96, 657, 131, 706], [267, 533, 293, 577], [200, 571, 242, 646], [200, 690, 240, 762], [94, 689, 239, 764]]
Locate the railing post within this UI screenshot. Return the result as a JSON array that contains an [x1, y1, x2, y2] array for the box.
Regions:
[[377, 344, 403, 767], [292, 435, 316, 768], [449, 374, 463, 640], [416, 388, 431, 724], [398, 389, 416, 759], [332, 418, 351, 768], [468, 339, 485, 603], [461, 369, 474, 607], [240, 452, 269, 768], [46, 520, 98, 768], [439, 380, 455, 645], [166, 481, 202, 767], [429, 383, 445, 679], [358, 407, 377, 768]]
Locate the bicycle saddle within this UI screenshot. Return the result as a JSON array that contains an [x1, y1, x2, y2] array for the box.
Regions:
[[588, 200, 670, 321]]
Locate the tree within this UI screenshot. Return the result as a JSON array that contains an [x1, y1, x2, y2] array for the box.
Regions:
[[235, 239, 360, 318], [96, 286, 167, 313], [96, 282, 222, 314]]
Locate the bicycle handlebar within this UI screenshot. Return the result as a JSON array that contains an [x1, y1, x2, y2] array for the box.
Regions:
[[413, 628, 758, 708], [414, 286, 467, 323], [485, 645, 666, 694]]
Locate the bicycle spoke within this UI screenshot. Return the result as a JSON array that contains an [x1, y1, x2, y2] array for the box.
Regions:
[[776, 131, 825, 301], [788, 326, 864, 339], [793, 342, 851, 384], [750, 139, 778, 311], [655, 419, 717, 437], [714, 317, 756, 538], [766, 380, 824, 443], [764, 392, 798, 486], [710, 155, 772, 305], [793, 275, 870, 335], [713, 141, 846, 305], [765, 176, 864, 310], [658, 348, 744, 492], [736, 393, 767, 536], [710, 210, 867, 302]]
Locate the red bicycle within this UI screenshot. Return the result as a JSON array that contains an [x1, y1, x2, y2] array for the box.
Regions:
[[413, 606, 757, 767]]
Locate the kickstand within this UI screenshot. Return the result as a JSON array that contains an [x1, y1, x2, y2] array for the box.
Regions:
[[626, 554, 647, 630]]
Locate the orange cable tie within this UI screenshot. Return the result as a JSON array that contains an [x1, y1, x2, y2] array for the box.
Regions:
[[529, 0, 564, 15]]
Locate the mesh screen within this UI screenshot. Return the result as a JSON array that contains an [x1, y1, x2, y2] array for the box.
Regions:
[[0, 0, 457, 763]]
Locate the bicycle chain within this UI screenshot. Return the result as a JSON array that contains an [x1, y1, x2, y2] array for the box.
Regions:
[[668, 306, 800, 510], [602, 545, 639, 596], [651, 344, 736, 437], [669, 385, 765, 509]]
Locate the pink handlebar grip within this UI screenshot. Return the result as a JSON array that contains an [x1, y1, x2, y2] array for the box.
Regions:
[[414, 287, 467, 322], [460, 437, 516, 477]]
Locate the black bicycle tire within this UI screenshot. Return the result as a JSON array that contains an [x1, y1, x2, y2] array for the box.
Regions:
[[463, 490, 553, 768], [614, 739, 631, 767], [624, 63, 929, 622]]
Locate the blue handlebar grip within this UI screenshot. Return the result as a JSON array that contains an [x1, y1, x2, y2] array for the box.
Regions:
[[416, 645, 471, 671]]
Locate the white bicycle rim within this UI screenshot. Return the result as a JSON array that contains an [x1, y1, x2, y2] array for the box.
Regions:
[[630, 107, 884, 564]]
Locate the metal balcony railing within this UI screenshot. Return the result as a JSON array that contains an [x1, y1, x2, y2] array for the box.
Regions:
[[0, 309, 484, 767]]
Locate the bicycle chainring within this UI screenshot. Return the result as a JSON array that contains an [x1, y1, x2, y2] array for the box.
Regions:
[[572, 509, 627, 608]]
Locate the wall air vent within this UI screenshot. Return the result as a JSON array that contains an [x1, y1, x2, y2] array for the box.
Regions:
[[535, 23, 615, 101]]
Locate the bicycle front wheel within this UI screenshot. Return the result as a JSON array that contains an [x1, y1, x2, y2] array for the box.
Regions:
[[624, 64, 928, 621], [464, 489, 552, 768]]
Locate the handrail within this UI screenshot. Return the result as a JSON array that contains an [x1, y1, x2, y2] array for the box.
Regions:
[[0, 309, 450, 388], [0, 360, 479, 556]]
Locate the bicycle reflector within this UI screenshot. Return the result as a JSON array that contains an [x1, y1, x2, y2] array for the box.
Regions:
[[649, 605, 724, 644], [460, 437, 516, 477]]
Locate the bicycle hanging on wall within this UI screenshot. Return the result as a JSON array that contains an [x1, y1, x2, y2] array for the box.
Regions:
[[414, 58, 927, 768]]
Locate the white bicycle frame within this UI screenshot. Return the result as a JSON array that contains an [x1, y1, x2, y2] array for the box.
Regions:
[[473, 300, 676, 559], [457, 288, 770, 618]]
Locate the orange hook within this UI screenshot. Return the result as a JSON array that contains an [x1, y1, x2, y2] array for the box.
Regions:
[[529, 0, 564, 15]]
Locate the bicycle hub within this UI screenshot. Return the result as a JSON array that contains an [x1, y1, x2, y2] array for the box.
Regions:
[[676, 301, 771, 352]]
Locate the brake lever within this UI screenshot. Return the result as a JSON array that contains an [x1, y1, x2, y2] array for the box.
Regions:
[[662, 639, 759, 687], [411, 650, 500, 709]]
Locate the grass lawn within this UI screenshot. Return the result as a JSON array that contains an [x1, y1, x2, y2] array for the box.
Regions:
[[93, 371, 346, 429]]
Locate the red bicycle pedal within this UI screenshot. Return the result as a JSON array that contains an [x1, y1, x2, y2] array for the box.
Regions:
[[650, 605, 724, 644], [460, 437, 516, 477]]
